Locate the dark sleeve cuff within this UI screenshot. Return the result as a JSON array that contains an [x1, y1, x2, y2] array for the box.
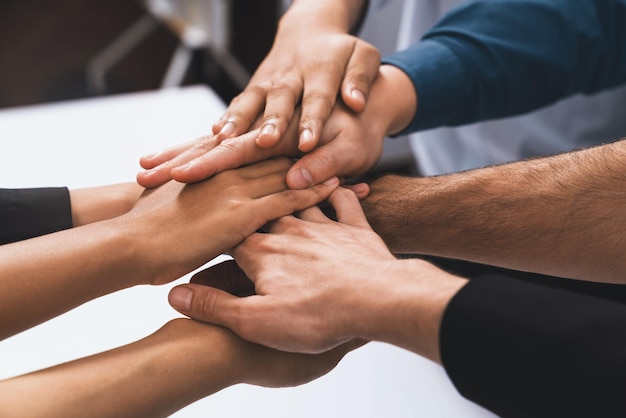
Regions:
[[440, 274, 626, 418], [0, 188, 73, 245]]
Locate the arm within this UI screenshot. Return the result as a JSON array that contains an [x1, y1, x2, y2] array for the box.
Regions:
[[441, 274, 626, 417], [0, 158, 338, 340], [212, 0, 377, 150], [168, 188, 467, 360], [137, 64, 414, 190], [362, 139, 626, 283], [69, 182, 143, 227], [382, 0, 626, 133], [138, 0, 380, 187], [169, 188, 626, 417], [0, 183, 143, 245], [0, 187, 72, 244], [0, 318, 357, 417]]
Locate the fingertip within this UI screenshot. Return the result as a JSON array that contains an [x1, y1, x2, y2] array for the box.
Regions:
[[298, 128, 317, 152], [256, 132, 280, 148], [287, 167, 313, 189], [136, 169, 165, 189], [170, 162, 205, 184], [323, 176, 340, 187], [218, 121, 236, 138], [135, 171, 150, 188], [139, 155, 155, 170], [346, 182, 370, 199], [169, 286, 193, 313], [342, 86, 367, 113], [211, 122, 222, 135]]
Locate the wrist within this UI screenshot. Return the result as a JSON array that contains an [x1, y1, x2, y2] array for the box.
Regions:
[[367, 65, 417, 138], [357, 259, 467, 364], [281, 0, 365, 33]]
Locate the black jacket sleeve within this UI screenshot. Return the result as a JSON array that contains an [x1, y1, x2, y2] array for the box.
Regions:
[[440, 274, 626, 418], [0, 188, 73, 245]]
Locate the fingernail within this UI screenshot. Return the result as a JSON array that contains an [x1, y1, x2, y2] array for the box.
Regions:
[[323, 177, 339, 186], [300, 128, 313, 147], [169, 287, 193, 311], [219, 121, 235, 137], [261, 123, 276, 137], [291, 168, 313, 189], [350, 88, 365, 103]]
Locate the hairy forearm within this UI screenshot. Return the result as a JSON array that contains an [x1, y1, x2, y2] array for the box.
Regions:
[[364, 139, 626, 283], [0, 320, 240, 418]]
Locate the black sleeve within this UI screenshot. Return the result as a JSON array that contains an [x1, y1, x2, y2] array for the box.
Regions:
[[440, 274, 626, 418], [0, 188, 73, 245]]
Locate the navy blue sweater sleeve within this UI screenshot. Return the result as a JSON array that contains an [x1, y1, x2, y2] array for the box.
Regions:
[[0, 188, 73, 245], [440, 274, 626, 418], [382, 0, 626, 133]]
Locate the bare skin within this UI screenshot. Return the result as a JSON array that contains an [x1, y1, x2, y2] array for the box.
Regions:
[[137, 65, 415, 191], [169, 188, 467, 363], [0, 158, 338, 340], [361, 139, 626, 283], [0, 159, 347, 416], [0, 319, 359, 418]]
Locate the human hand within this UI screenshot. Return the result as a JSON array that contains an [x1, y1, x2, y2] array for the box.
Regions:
[[158, 318, 363, 394], [137, 65, 413, 191], [138, 98, 385, 192], [167, 188, 389, 352], [122, 158, 339, 286], [209, 9, 380, 152], [169, 187, 467, 362]]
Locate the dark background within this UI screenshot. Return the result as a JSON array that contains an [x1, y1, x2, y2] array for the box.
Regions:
[[0, 0, 279, 109]]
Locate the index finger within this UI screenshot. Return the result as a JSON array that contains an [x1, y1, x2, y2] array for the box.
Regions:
[[169, 129, 267, 183]]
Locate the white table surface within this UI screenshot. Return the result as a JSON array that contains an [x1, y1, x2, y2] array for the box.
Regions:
[[0, 85, 495, 417]]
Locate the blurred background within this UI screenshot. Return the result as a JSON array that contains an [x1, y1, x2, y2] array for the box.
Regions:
[[0, 0, 280, 110]]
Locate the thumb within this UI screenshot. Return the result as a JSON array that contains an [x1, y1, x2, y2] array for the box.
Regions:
[[168, 284, 240, 327], [286, 147, 344, 190]]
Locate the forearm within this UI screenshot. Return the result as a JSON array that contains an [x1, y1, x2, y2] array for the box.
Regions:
[[364, 139, 626, 283], [281, 0, 368, 34], [350, 259, 467, 364], [383, 0, 626, 133], [69, 183, 143, 227], [0, 217, 143, 340], [441, 274, 626, 417], [0, 320, 240, 418]]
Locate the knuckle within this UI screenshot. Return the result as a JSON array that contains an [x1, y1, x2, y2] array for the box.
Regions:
[[269, 80, 301, 100], [242, 84, 268, 99], [349, 71, 375, 86], [301, 91, 334, 115], [196, 289, 221, 320], [193, 135, 216, 151], [364, 45, 381, 62]]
